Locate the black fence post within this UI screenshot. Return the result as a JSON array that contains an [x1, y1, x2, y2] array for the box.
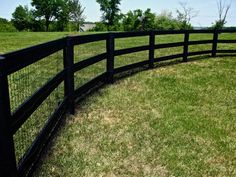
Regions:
[[183, 31, 189, 62], [64, 37, 75, 115], [0, 56, 17, 177], [106, 33, 115, 84], [212, 30, 219, 57], [149, 31, 155, 68]]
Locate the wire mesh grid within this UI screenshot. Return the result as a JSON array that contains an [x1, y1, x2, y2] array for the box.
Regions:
[[8, 51, 63, 112], [8, 51, 64, 164]]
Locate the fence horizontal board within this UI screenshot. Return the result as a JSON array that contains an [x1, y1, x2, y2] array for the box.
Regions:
[[11, 70, 66, 134], [219, 30, 236, 33], [74, 73, 106, 98], [71, 33, 108, 45], [154, 30, 185, 35], [73, 53, 107, 72], [154, 29, 213, 35], [114, 45, 149, 56], [113, 31, 149, 38], [217, 40, 236, 43], [186, 30, 216, 34], [17, 99, 67, 177], [153, 29, 236, 35], [188, 50, 212, 56], [217, 50, 236, 53], [114, 60, 149, 74], [2, 38, 66, 75], [155, 42, 184, 49], [154, 54, 184, 62], [188, 40, 213, 45]]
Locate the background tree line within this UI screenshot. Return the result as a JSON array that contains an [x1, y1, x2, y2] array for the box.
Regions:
[[1, 0, 85, 32], [0, 0, 234, 32], [92, 0, 233, 31]]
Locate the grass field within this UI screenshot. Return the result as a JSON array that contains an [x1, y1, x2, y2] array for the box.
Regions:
[[0, 32, 236, 177]]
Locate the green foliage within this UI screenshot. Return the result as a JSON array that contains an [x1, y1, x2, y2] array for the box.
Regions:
[[12, 5, 32, 31], [0, 18, 16, 32], [55, 0, 70, 31], [155, 11, 181, 30], [211, 0, 231, 30], [31, 0, 66, 31], [176, 11, 193, 30], [122, 9, 156, 31], [211, 20, 225, 30], [175, 2, 198, 30], [68, 0, 86, 31], [31, 19, 45, 32], [122, 11, 136, 31], [89, 22, 108, 31], [93, 7, 193, 32], [96, 0, 121, 30], [142, 9, 156, 30]]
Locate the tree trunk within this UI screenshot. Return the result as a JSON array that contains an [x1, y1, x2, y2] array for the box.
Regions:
[[45, 19, 50, 32]]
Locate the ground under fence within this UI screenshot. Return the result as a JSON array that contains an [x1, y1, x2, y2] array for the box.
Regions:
[[0, 30, 236, 177]]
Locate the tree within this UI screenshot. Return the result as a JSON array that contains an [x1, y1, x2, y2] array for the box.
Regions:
[[12, 5, 32, 31], [96, 0, 121, 30], [142, 9, 156, 30], [56, 0, 70, 31], [122, 10, 137, 31], [90, 22, 108, 31], [0, 18, 16, 32], [31, 0, 65, 31], [122, 9, 156, 31], [132, 9, 143, 31], [212, 0, 231, 29], [155, 11, 182, 30], [176, 2, 198, 29], [68, 0, 86, 31]]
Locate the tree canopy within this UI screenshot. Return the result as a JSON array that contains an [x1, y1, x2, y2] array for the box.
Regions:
[[31, 0, 65, 31], [212, 0, 231, 29], [69, 0, 86, 31], [96, 0, 122, 30], [12, 5, 32, 31], [3, 0, 234, 32], [0, 18, 16, 32]]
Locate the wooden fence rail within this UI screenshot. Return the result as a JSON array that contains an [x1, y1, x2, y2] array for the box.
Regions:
[[0, 29, 235, 177]]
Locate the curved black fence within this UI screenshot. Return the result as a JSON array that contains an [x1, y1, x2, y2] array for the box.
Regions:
[[0, 30, 236, 177]]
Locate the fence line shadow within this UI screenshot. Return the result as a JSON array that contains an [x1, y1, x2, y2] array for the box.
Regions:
[[74, 53, 235, 108]]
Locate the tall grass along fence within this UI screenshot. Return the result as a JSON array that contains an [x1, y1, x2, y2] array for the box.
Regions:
[[0, 29, 236, 177]]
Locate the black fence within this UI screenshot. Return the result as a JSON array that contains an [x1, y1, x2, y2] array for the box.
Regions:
[[0, 30, 236, 177]]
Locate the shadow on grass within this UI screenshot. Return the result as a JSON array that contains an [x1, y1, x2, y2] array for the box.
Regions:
[[114, 54, 208, 82], [70, 53, 236, 112], [74, 53, 236, 106]]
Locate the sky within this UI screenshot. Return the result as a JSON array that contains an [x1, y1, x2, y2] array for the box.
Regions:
[[0, 0, 235, 27]]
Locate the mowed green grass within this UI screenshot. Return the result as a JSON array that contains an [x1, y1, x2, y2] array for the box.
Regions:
[[35, 56, 236, 177], [0, 32, 236, 176]]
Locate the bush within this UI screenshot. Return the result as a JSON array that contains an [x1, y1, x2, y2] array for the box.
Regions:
[[0, 18, 16, 32], [89, 22, 108, 31]]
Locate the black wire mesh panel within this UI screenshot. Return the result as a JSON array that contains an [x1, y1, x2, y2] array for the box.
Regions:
[[8, 51, 64, 164]]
